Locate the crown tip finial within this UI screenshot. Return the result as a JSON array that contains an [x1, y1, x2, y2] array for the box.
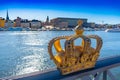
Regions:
[[75, 20, 84, 35], [77, 20, 83, 26]]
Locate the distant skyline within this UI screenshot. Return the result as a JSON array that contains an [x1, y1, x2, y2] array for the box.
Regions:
[[0, 0, 120, 24]]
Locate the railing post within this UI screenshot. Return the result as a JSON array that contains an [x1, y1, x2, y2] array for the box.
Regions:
[[103, 70, 107, 80]]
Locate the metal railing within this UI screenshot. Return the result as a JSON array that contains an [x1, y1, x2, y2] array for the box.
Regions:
[[3, 55, 120, 80]]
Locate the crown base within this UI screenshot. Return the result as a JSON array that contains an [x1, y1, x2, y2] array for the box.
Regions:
[[60, 61, 96, 75]]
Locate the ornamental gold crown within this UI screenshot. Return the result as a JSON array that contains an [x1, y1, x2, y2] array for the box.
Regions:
[[48, 20, 103, 75]]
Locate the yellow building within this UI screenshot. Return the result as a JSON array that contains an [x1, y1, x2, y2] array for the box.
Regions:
[[0, 18, 5, 28]]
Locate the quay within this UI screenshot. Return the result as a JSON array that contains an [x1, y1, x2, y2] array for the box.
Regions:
[[2, 55, 120, 80]]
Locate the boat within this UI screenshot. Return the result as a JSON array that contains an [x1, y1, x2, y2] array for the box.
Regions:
[[105, 28, 120, 32]]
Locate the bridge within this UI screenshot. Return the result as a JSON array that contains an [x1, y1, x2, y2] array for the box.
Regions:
[[2, 55, 120, 80]]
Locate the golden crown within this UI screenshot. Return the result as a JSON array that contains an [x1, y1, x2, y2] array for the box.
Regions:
[[48, 20, 103, 75]]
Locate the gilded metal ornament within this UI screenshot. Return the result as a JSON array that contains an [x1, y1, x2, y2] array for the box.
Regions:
[[48, 20, 103, 75]]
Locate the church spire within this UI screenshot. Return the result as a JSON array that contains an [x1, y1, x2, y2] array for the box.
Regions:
[[6, 10, 9, 20], [46, 16, 49, 23]]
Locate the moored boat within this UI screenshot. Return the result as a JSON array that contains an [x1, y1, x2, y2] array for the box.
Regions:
[[105, 28, 120, 32]]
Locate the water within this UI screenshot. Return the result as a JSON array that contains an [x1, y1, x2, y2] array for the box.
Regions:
[[0, 31, 120, 78]]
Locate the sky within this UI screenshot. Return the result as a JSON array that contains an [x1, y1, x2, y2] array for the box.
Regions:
[[0, 0, 120, 24]]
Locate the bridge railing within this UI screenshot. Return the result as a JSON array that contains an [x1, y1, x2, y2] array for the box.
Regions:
[[3, 55, 120, 80]]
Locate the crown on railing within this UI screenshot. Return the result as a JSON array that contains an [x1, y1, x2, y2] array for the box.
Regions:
[[48, 20, 103, 75]]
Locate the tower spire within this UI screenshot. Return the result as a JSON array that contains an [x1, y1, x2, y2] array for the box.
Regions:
[[46, 16, 49, 23], [6, 10, 9, 20]]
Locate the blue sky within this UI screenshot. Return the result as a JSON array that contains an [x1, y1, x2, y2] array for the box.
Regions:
[[0, 0, 120, 24]]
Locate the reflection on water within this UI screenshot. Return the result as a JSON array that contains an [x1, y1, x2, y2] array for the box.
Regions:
[[0, 31, 120, 78], [0, 31, 56, 77]]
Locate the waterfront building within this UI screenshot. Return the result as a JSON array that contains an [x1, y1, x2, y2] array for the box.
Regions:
[[43, 16, 54, 29], [30, 19, 41, 30], [50, 17, 88, 28], [5, 20, 14, 28], [0, 17, 5, 28], [21, 19, 30, 28], [83, 22, 95, 28], [14, 17, 21, 27]]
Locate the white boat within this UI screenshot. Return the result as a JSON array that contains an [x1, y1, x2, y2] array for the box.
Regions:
[[105, 28, 120, 32]]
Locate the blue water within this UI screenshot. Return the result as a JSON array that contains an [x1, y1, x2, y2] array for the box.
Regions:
[[0, 31, 120, 78]]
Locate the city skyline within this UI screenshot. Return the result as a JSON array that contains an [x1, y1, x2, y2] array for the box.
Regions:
[[0, 0, 120, 24]]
